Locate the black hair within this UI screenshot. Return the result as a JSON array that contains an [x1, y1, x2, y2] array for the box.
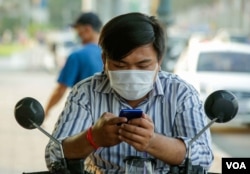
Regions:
[[73, 12, 102, 32], [99, 12, 165, 61]]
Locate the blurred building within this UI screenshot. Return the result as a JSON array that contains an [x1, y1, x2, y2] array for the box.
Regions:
[[81, 0, 155, 23], [30, 0, 49, 24]]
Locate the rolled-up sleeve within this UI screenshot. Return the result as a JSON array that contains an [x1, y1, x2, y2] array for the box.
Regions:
[[174, 88, 214, 170]]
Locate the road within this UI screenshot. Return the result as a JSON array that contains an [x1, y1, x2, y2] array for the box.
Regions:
[[0, 45, 68, 173], [0, 69, 222, 173], [211, 126, 250, 157], [1, 53, 250, 173], [0, 69, 68, 173]]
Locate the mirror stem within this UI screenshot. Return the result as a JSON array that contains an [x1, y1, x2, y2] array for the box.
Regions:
[[185, 117, 218, 173], [188, 117, 218, 147], [29, 119, 60, 145], [28, 119, 67, 168]]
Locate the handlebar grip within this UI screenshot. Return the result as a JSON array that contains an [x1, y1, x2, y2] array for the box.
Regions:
[[23, 172, 51, 174]]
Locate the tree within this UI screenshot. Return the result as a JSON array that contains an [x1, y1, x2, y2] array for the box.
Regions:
[[47, 0, 82, 29]]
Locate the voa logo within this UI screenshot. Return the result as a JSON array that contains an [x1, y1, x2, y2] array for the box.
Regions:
[[226, 162, 246, 170]]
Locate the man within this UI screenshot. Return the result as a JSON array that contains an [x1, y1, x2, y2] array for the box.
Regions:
[[45, 12, 213, 173], [45, 12, 103, 118]]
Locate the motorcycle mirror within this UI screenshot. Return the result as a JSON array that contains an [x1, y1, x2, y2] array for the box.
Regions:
[[14, 97, 44, 129], [204, 90, 238, 123]]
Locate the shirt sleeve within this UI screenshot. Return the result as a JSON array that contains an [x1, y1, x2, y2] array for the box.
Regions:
[[57, 53, 79, 87], [45, 83, 93, 170], [174, 85, 214, 170]]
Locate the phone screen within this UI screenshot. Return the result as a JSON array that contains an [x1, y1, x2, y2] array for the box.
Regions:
[[119, 109, 142, 121]]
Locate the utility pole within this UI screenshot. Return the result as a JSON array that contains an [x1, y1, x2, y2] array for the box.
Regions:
[[157, 0, 172, 71], [157, 0, 172, 27]]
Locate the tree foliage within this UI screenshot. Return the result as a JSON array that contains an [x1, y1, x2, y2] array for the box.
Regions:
[[172, 0, 216, 13], [0, 0, 215, 36], [47, 0, 82, 29], [0, 0, 82, 36]]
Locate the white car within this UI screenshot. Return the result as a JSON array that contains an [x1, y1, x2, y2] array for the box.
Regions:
[[174, 41, 250, 126]]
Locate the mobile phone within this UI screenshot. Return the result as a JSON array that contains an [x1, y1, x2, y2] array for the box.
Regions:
[[119, 109, 143, 122]]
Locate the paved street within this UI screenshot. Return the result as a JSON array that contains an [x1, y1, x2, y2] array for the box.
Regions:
[[0, 69, 69, 173], [211, 126, 250, 157], [0, 44, 226, 174], [0, 69, 225, 173]]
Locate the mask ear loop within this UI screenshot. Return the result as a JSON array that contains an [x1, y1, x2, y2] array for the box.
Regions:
[[102, 52, 108, 74]]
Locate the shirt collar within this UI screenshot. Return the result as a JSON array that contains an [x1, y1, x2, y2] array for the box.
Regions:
[[152, 75, 164, 96]]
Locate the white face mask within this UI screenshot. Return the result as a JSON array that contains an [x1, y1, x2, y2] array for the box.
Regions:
[[108, 65, 158, 100]]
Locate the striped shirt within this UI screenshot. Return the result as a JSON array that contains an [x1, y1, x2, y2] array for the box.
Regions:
[[45, 71, 213, 174]]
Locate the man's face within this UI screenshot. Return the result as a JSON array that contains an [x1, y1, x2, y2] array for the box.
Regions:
[[104, 44, 160, 71], [74, 25, 91, 44]]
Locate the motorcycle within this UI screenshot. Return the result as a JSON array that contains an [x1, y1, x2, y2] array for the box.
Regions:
[[14, 90, 238, 174]]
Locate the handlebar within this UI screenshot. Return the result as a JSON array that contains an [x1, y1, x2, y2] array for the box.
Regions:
[[23, 172, 50, 174], [23, 170, 221, 174], [23, 171, 221, 174], [22, 159, 221, 174], [23, 171, 93, 174]]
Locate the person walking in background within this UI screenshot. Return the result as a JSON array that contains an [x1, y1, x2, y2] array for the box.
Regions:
[[45, 12, 103, 119]]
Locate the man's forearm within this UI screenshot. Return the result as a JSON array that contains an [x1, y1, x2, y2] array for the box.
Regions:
[[146, 133, 186, 165], [62, 131, 95, 159]]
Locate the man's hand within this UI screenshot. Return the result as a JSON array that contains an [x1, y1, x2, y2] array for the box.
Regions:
[[118, 113, 155, 152], [92, 112, 128, 147]]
